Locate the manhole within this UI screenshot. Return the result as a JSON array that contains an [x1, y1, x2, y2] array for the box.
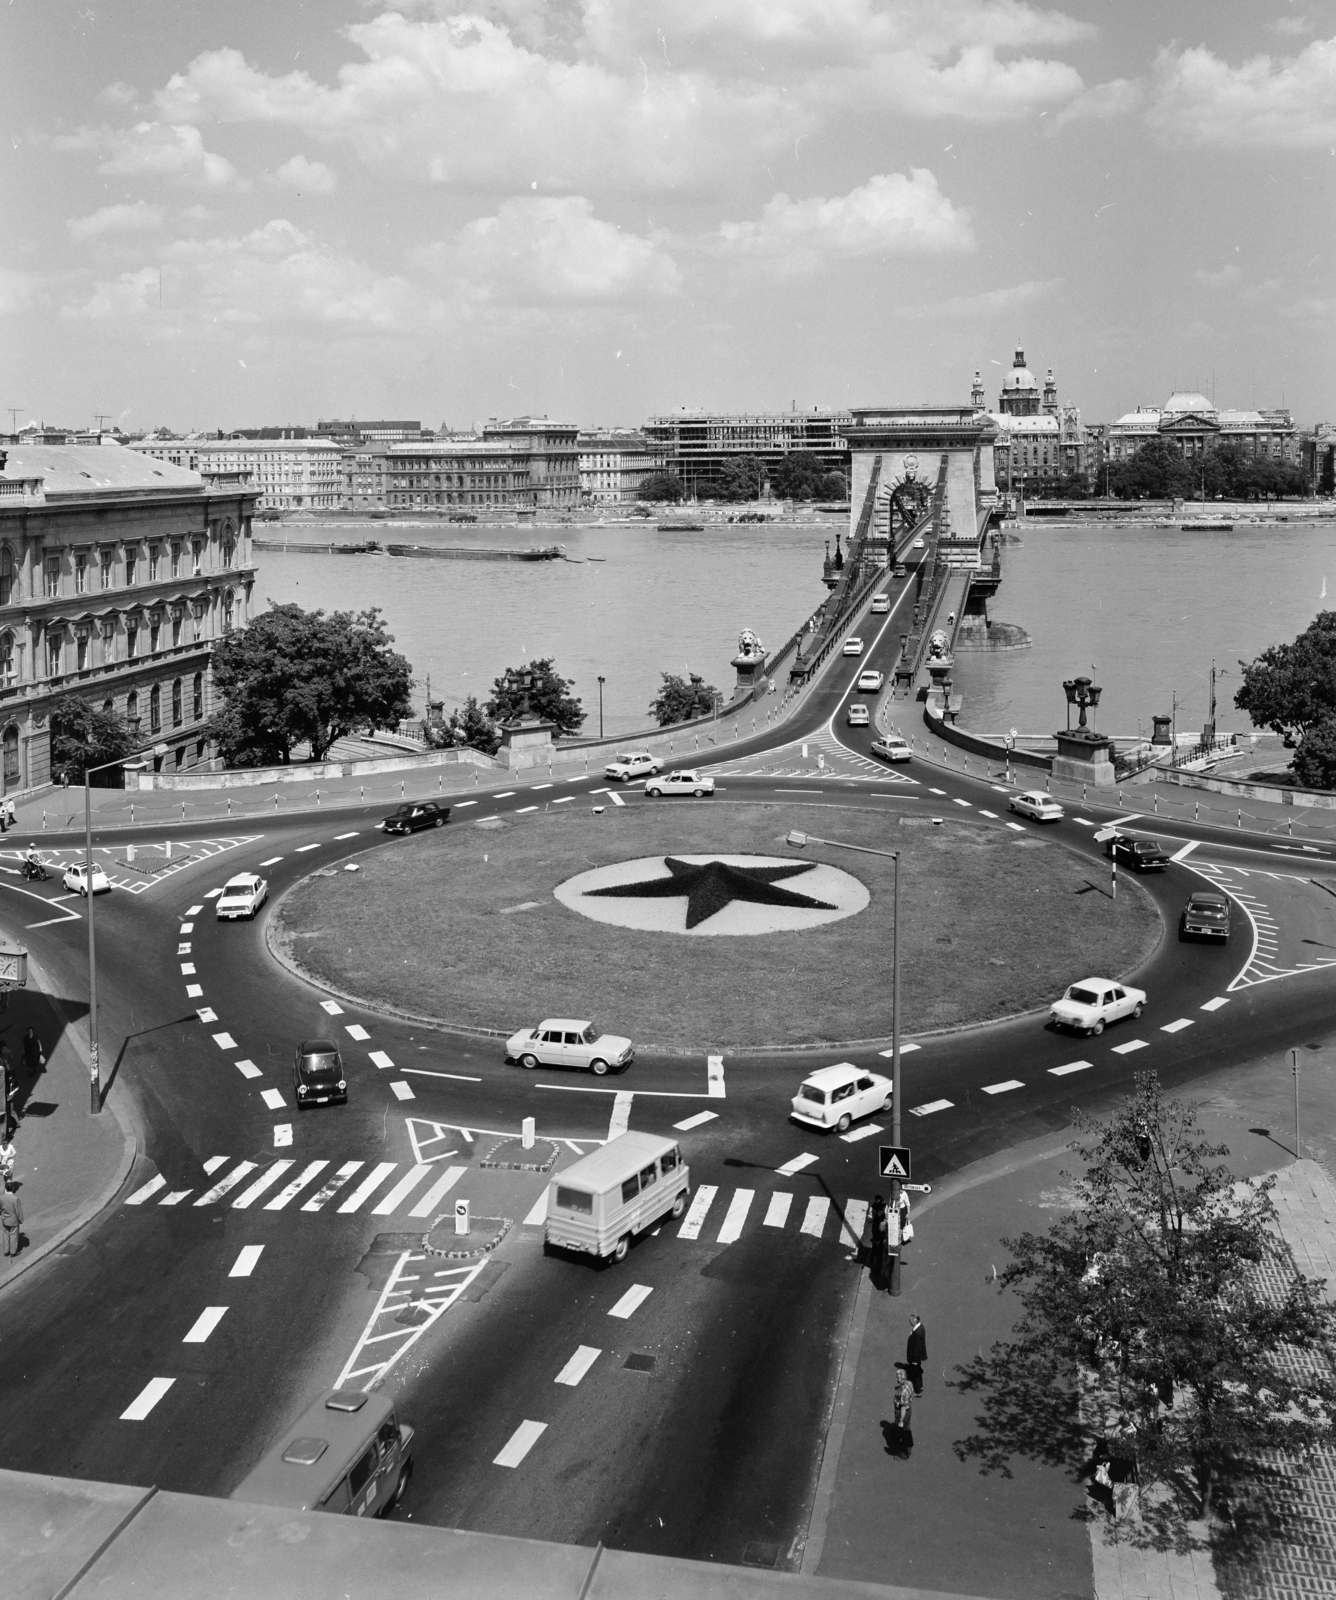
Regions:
[[623, 1353, 656, 1372], [741, 1540, 779, 1568]]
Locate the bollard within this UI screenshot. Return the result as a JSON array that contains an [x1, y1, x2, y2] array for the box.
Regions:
[[1195, 801, 1199, 822], [316, 790, 320, 806], [438, 773, 442, 792], [127, 843, 135, 863], [522, 1116, 535, 1150], [1083, 783, 1087, 804], [361, 785, 365, 803], [227, 796, 232, 818], [165, 838, 171, 859], [42, 810, 46, 830], [1153, 793, 1158, 814], [455, 1198, 469, 1236], [401, 780, 405, 798], [275, 792, 279, 809], [1288, 818, 1293, 837], [1238, 809, 1242, 829], [181, 801, 186, 821], [130, 803, 134, 825]]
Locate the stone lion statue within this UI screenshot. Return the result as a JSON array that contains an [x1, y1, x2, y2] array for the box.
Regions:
[[927, 629, 949, 659], [737, 628, 765, 659]]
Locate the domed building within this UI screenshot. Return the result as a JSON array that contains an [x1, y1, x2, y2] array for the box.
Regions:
[[971, 348, 1088, 497], [1104, 390, 1299, 468]]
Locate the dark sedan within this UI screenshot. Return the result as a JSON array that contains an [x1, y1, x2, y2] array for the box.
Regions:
[[381, 800, 450, 834], [293, 1039, 347, 1108], [1105, 832, 1171, 871], [1181, 890, 1231, 941]]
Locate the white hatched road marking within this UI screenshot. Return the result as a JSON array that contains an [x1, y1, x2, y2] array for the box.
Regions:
[[1112, 1040, 1149, 1054], [408, 1165, 467, 1219], [777, 1152, 818, 1177], [194, 1162, 257, 1206], [494, 1420, 547, 1468], [182, 1306, 228, 1344], [121, 1378, 174, 1421], [336, 1249, 489, 1392], [608, 1284, 653, 1319], [678, 1185, 717, 1239], [764, 1193, 793, 1228], [800, 1197, 831, 1237], [982, 1080, 1024, 1095], [716, 1189, 754, 1243], [125, 1175, 166, 1205], [232, 1161, 293, 1208], [264, 1162, 328, 1210], [303, 1161, 363, 1211], [674, 1110, 718, 1131], [338, 1162, 397, 1213], [372, 1165, 432, 1215], [1050, 1061, 1092, 1076], [910, 1099, 953, 1116], [230, 1245, 264, 1277], [160, 1190, 192, 1205], [203, 1156, 228, 1174], [1161, 1019, 1194, 1034], [555, 1346, 601, 1387]]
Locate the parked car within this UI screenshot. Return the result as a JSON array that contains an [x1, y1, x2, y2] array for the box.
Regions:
[[1008, 790, 1064, 823], [1049, 978, 1146, 1036], [790, 1062, 893, 1134], [62, 862, 110, 896], [505, 1018, 635, 1076], [1181, 890, 1231, 941], [215, 872, 269, 920], [870, 735, 912, 763], [644, 770, 715, 798], [842, 637, 865, 657], [857, 669, 885, 692], [381, 801, 449, 834], [604, 751, 662, 782], [846, 704, 870, 727], [1105, 832, 1171, 871], [293, 1039, 348, 1107]]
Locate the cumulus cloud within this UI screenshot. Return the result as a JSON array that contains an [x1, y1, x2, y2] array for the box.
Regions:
[[894, 276, 1062, 318], [52, 121, 243, 186], [66, 201, 165, 243], [269, 153, 338, 194], [1052, 77, 1144, 129], [0, 267, 52, 317], [1195, 263, 1242, 289], [62, 267, 162, 321], [1146, 37, 1336, 148], [716, 171, 973, 276]]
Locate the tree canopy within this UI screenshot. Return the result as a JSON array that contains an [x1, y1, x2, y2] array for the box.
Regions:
[[1104, 440, 1308, 501], [427, 695, 501, 757], [485, 657, 584, 736], [637, 472, 685, 503], [952, 1074, 1336, 1550], [649, 672, 721, 727], [48, 695, 135, 783], [770, 452, 845, 502], [1235, 611, 1336, 750], [714, 454, 767, 502], [210, 602, 413, 765]]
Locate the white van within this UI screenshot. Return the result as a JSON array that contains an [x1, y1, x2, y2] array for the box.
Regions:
[[870, 592, 890, 614], [544, 1131, 690, 1263]]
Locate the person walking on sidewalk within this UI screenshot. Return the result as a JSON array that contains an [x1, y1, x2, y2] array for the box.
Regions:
[[1, 1177, 23, 1257], [868, 1195, 889, 1288], [907, 1313, 927, 1395], [4, 799, 16, 832], [22, 1027, 44, 1082], [0, 1132, 15, 1183], [893, 1365, 914, 1455]]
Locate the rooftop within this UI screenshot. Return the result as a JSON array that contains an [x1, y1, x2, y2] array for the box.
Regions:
[[0, 442, 203, 499]]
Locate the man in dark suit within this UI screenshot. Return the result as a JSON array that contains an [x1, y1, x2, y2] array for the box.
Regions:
[[906, 1313, 927, 1395]]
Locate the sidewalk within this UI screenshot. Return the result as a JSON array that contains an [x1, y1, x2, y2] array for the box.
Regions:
[[806, 1043, 1336, 1600]]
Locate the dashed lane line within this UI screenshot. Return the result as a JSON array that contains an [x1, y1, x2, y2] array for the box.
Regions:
[[296, 844, 321, 854], [1161, 1019, 1194, 1034], [982, 1080, 1024, 1095], [608, 1284, 653, 1319], [235, 1060, 261, 1079], [260, 1089, 287, 1111], [259, 857, 282, 866], [716, 1189, 754, 1244], [212, 1032, 236, 1050], [952, 798, 971, 808], [494, 1421, 546, 1468], [1049, 1061, 1092, 1076], [678, 1185, 717, 1240], [777, 1152, 819, 1177], [910, 1099, 953, 1117], [230, 1246, 264, 1277], [1202, 996, 1230, 1011], [274, 1125, 292, 1147], [555, 1346, 601, 1387], [334, 832, 358, 840], [1006, 822, 1026, 832], [391, 1081, 414, 1101], [674, 1110, 718, 1131], [182, 1306, 229, 1344], [345, 1024, 370, 1041], [1111, 1040, 1149, 1055], [841, 1123, 883, 1143], [877, 1042, 920, 1057], [516, 805, 538, 814], [121, 1378, 175, 1421], [320, 1001, 344, 1015]]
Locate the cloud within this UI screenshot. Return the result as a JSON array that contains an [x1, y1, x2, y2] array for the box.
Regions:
[[716, 171, 974, 276], [66, 201, 165, 243], [62, 267, 162, 321], [895, 276, 1062, 318], [1280, 295, 1336, 319], [0, 267, 52, 316], [1195, 263, 1242, 289], [51, 121, 244, 186], [1146, 38, 1336, 148], [268, 153, 337, 194], [1052, 77, 1144, 129]]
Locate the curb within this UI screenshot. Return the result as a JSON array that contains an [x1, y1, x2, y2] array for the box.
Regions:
[[800, 1263, 874, 1576], [422, 1216, 513, 1259]]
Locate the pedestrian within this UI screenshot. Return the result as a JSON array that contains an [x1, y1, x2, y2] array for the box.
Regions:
[[2, 1066, 19, 1137], [893, 1365, 914, 1454], [0, 1132, 15, 1182], [897, 1192, 913, 1249], [4, 798, 16, 832], [907, 1313, 927, 1395], [1, 1176, 22, 1257], [868, 1195, 888, 1288], [22, 1027, 44, 1081]]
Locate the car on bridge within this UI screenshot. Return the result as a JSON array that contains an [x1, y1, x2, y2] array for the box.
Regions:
[[1105, 832, 1171, 871], [293, 1039, 348, 1107], [912, 536, 925, 549], [604, 751, 662, 782], [215, 872, 269, 920], [846, 704, 870, 727], [857, 669, 885, 692], [1049, 978, 1146, 1037], [62, 862, 111, 896], [381, 800, 449, 834], [871, 735, 912, 763], [1181, 890, 1231, 941], [644, 769, 715, 798], [842, 637, 864, 656], [1008, 790, 1064, 823], [790, 1062, 893, 1134], [506, 1018, 635, 1075]]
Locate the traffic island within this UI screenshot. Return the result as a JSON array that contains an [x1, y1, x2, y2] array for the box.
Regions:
[[422, 1215, 512, 1259], [479, 1136, 559, 1173], [268, 804, 1160, 1050]]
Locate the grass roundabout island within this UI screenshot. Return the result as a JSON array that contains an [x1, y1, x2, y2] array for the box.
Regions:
[[269, 804, 1161, 1050]]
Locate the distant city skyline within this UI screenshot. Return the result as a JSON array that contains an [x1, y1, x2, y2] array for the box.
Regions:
[[4, 0, 1334, 431]]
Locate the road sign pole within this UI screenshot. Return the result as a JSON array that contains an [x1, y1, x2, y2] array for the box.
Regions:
[[890, 849, 902, 1296]]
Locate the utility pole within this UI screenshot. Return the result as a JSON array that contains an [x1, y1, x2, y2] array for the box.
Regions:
[[5, 407, 23, 435], [1292, 1047, 1301, 1160]]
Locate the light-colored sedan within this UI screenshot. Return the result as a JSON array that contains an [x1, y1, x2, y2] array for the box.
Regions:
[[857, 669, 885, 692], [505, 1018, 635, 1076], [644, 770, 715, 798], [62, 862, 111, 896], [842, 637, 865, 657], [871, 735, 912, 763], [605, 751, 662, 782], [912, 536, 926, 549], [846, 704, 870, 727], [791, 1062, 893, 1134], [216, 872, 269, 920], [1009, 789, 1064, 823], [1050, 978, 1147, 1037]]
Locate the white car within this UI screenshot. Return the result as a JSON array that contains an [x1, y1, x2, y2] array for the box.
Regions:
[[216, 872, 269, 921], [62, 862, 110, 896], [912, 537, 925, 549], [791, 1062, 893, 1134], [857, 669, 885, 692], [1050, 978, 1147, 1037], [846, 704, 870, 727], [645, 770, 715, 798], [604, 751, 662, 782], [842, 637, 864, 656], [1009, 790, 1064, 823], [505, 1018, 635, 1076], [871, 735, 912, 763]]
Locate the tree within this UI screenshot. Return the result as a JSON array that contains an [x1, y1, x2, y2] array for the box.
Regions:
[[649, 672, 720, 727], [1292, 717, 1336, 788], [210, 603, 413, 766], [769, 452, 827, 502], [637, 472, 685, 503], [714, 454, 766, 502], [818, 470, 849, 500], [48, 695, 134, 784], [1105, 439, 1195, 500], [1235, 611, 1336, 749], [485, 657, 584, 736], [952, 1074, 1336, 1550], [428, 695, 501, 757]]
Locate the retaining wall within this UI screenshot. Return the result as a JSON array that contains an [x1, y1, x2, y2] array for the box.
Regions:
[[922, 703, 1054, 770], [1161, 767, 1336, 810]]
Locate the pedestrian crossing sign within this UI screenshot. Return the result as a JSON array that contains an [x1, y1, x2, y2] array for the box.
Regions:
[[879, 1146, 911, 1181]]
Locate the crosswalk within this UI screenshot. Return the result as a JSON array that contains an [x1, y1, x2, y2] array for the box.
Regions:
[[701, 728, 916, 784], [2, 836, 260, 896]]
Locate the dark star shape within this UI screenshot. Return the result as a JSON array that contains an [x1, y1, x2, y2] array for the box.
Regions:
[[586, 856, 837, 930]]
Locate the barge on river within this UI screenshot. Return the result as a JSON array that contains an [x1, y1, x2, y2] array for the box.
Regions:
[[386, 543, 565, 562]]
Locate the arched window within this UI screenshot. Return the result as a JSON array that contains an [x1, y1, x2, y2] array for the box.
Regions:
[[171, 678, 182, 727], [2, 725, 18, 789], [126, 690, 140, 733], [0, 632, 14, 689], [0, 547, 13, 607], [149, 685, 161, 734], [192, 672, 203, 721]]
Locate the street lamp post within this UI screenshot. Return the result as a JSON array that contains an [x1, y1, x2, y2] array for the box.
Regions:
[[597, 675, 605, 740], [787, 827, 904, 1294]]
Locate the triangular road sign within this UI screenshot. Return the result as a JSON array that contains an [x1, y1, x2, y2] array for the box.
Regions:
[[879, 1145, 911, 1180]]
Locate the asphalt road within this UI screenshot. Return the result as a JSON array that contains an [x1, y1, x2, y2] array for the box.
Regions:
[[1, 567, 1333, 1580]]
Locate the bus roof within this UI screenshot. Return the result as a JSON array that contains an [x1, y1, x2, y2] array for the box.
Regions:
[[553, 1131, 680, 1193], [229, 1389, 396, 1511]]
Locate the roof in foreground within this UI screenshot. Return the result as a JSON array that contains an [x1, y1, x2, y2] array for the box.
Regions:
[[1, 442, 203, 497]]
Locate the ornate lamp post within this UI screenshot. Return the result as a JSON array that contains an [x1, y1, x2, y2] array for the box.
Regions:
[[1062, 675, 1102, 734], [597, 675, 605, 739]]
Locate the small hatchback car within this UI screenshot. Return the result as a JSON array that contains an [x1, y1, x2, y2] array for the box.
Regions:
[[62, 862, 111, 896], [856, 670, 885, 692], [790, 1062, 893, 1134], [842, 637, 865, 657], [381, 801, 449, 834], [1181, 890, 1231, 941], [293, 1039, 348, 1107]]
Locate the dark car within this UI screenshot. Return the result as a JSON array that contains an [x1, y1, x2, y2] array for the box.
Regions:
[[381, 801, 449, 835], [1181, 890, 1231, 941], [1105, 832, 1171, 871], [293, 1039, 347, 1108]]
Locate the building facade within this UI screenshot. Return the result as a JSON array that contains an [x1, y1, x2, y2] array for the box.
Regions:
[[577, 431, 668, 504], [129, 437, 342, 514], [1104, 392, 1301, 466], [972, 349, 1087, 495], [341, 418, 581, 515], [0, 442, 257, 792], [642, 410, 851, 498]]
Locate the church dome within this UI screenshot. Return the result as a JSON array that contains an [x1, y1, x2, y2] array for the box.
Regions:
[[1163, 390, 1214, 415], [1002, 365, 1038, 391]]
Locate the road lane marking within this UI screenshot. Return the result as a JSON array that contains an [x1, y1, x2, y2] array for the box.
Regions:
[[716, 1189, 754, 1243], [608, 1284, 653, 1319], [194, 1162, 257, 1205], [182, 1306, 229, 1344], [408, 1165, 467, 1218], [777, 1152, 818, 1176], [179, 922, 194, 934], [1171, 841, 1199, 862], [1006, 822, 1026, 831], [320, 1001, 344, 1015], [391, 1080, 415, 1101], [296, 844, 320, 853], [494, 1420, 546, 1468], [303, 1161, 364, 1211], [259, 857, 282, 866], [878, 1042, 920, 1056], [1073, 817, 1095, 826], [196, 1007, 217, 1023], [674, 1110, 718, 1131], [516, 805, 538, 814], [524, 1190, 548, 1226], [203, 1157, 229, 1174], [982, 1080, 1024, 1095], [978, 810, 998, 818], [177, 944, 191, 955], [235, 1059, 261, 1079], [1111, 1040, 1149, 1054], [121, 1378, 175, 1421], [952, 798, 971, 807], [1111, 813, 1144, 826], [232, 1161, 294, 1207], [260, 1088, 287, 1110], [212, 1032, 236, 1050], [180, 962, 195, 975], [338, 1162, 398, 1213], [185, 904, 204, 915], [230, 1246, 264, 1277], [454, 800, 475, 807], [554, 1346, 601, 1387], [1161, 1019, 1194, 1034], [841, 1123, 883, 1142], [530, 783, 553, 791], [494, 791, 515, 799], [554, 796, 574, 804], [372, 1165, 432, 1215], [1049, 1061, 1092, 1076], [125, 1175, 166, 1205], [160, 1190, 192, 1205], [264, 1162, 328, 1211], [185, 985, 203, 998], [910, 1099, 953, 1116], [678, 1185, 718, 1239], [764, 1193, 793, 1228], [205, 889, 224, 898], [276, 1122, 293, 1144], [402, 1068, 483, 1083], [840, 1199, 869, 1249], [1201, 997, 1230, 1011], [335, 831, 358, 840], [345, 1024, 370, 1041], [609, 791, 626, 807], [608, 1091, 633, 1140], [800, 1196, 831, 1237]]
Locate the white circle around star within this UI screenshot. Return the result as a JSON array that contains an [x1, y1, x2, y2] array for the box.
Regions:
[[553, 853, 870, 937]]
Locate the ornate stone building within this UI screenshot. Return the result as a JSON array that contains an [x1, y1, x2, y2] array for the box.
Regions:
[[972, 349, 1087, 495], [1104, 392, 1300, 467]]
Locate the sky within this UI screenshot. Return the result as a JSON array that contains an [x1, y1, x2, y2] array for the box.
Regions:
[[3, 0, 1334, 434]]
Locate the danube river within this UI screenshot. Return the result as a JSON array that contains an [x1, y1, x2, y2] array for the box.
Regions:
[[253, 516, 1335, 742]]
